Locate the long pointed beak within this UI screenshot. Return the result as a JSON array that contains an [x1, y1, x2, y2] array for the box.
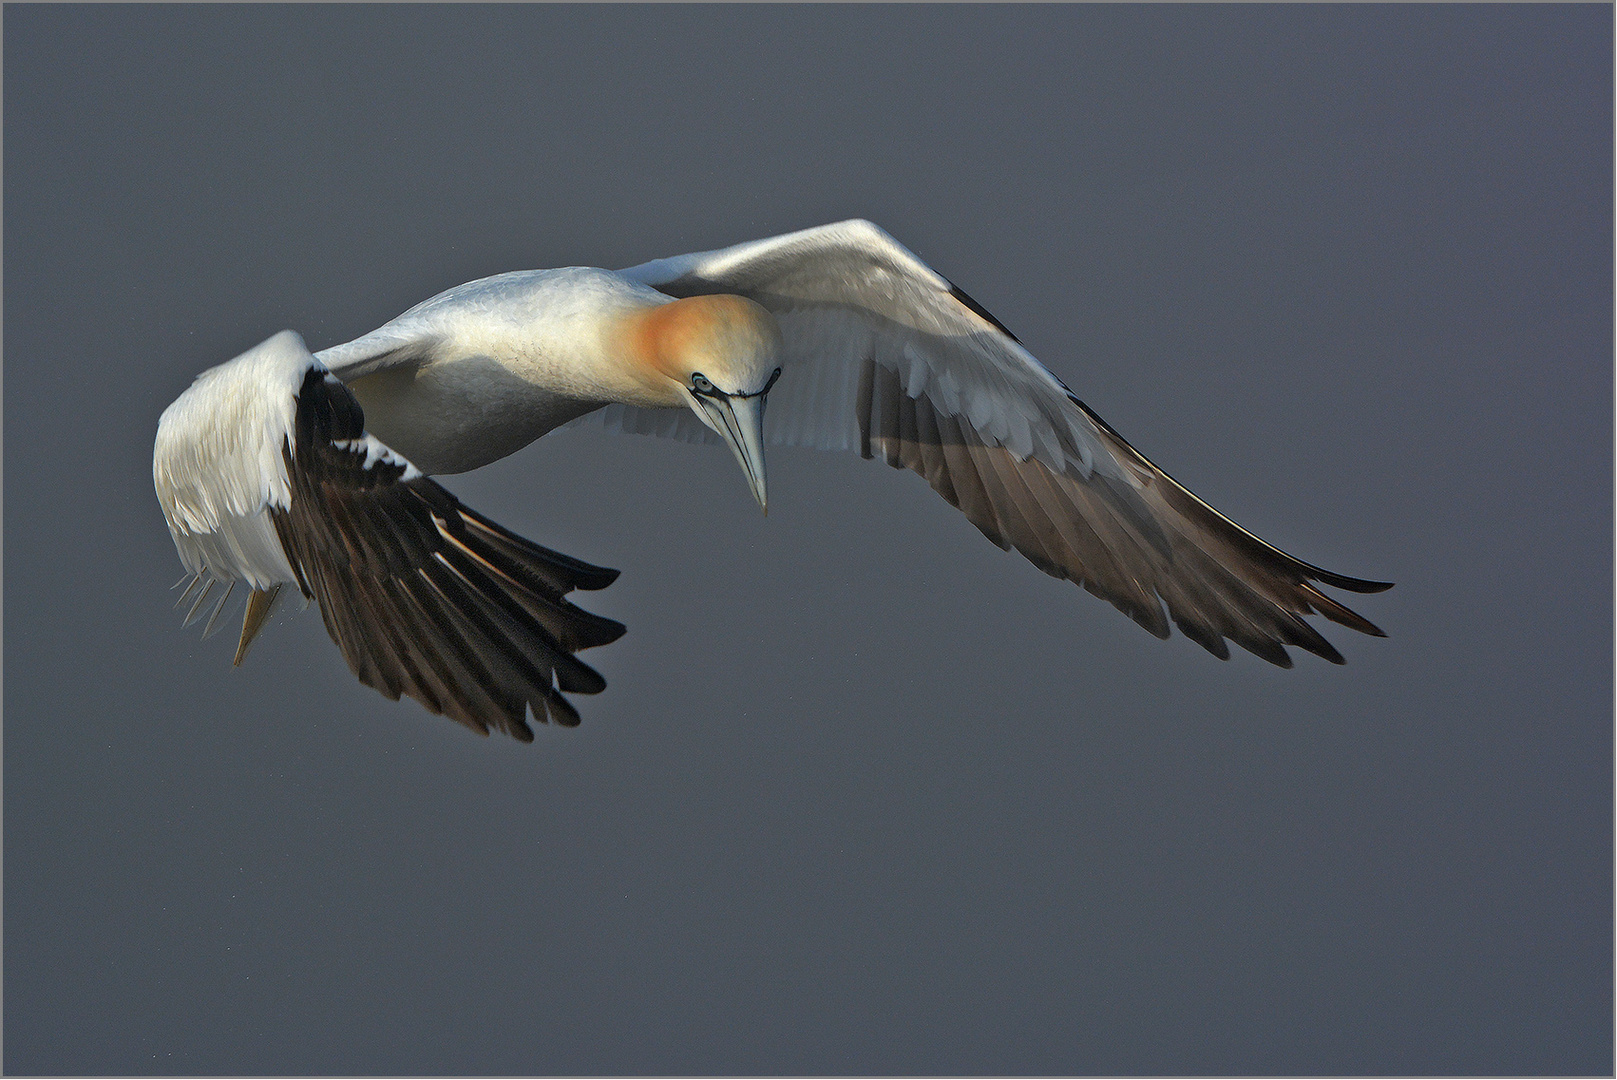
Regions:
[[691, 392, 769, 513]]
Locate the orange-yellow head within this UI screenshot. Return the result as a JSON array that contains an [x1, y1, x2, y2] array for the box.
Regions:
[[629, 294, 782, 512]]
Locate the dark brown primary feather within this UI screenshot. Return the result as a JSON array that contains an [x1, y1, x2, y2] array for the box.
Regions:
[[270, 369, 624, 740], [856, 358, 1391, 668]]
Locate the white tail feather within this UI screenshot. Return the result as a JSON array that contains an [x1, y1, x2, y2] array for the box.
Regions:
[[174, 573, 205, 611], [201, 579, 237, 639], [183, 577, 217, 627]]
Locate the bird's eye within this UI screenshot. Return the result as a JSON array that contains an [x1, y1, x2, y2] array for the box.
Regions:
[[691, 374, 715, 393]]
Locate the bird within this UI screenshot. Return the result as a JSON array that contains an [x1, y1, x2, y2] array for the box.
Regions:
[[154, 219, 1391, 742]]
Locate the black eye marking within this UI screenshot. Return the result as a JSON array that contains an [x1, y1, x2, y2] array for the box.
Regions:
[[691, 368, 781, 400]]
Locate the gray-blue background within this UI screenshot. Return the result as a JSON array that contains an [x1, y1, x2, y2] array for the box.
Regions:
[[6, 5, 1611, 1074]]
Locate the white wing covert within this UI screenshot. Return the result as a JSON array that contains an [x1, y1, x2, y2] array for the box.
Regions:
[[619, 220, 1391, 666], [154, 330, 308, 589], [154, 331, 625, 739]]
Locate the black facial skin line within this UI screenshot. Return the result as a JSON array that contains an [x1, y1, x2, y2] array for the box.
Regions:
[[691, 366, 782, 401]]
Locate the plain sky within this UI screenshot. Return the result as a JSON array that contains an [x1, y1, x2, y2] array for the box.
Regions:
[[5, 5, 1611, 1075]]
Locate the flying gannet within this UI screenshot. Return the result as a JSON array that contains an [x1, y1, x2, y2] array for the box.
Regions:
[[154, 220, 1391, 741]]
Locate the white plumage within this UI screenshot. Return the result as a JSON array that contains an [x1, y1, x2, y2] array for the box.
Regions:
[[154, 219, 1391, 740], [154, 329, 306, 589]]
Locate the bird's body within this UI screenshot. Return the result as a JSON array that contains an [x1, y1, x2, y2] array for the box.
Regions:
[[323, 268, 675, 473], [155, 220, 1391, 741]]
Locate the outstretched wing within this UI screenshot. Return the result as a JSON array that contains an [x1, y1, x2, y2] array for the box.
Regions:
[[154, 331, 624, 739], [617, 219, 1390, 666]]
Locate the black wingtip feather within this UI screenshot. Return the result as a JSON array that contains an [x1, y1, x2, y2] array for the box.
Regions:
[[857, 369, 1389, 667], [457, 511, 622, 593], [1307, 570, 1395, 594], [274, 371, 625, 741]]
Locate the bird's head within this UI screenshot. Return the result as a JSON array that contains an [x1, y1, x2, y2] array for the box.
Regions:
[[633, 294, 783, 513]]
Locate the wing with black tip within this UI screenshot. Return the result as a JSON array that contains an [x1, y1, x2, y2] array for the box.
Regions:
[[612, 219, 1390, 667], [155, 331, 623, 739]]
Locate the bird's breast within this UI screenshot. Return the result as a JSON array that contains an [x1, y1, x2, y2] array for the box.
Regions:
[[344, 353, 602, 475]]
